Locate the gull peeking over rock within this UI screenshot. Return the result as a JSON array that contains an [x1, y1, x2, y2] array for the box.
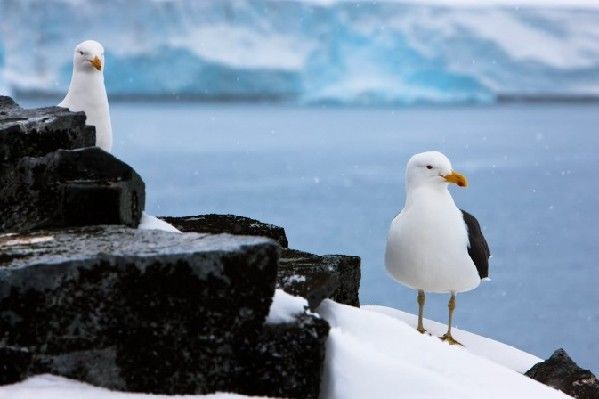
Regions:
[[59, 40, 112, 152]]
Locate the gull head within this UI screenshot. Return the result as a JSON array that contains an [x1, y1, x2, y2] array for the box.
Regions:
[[73, 40, 105, 72], [406, 151, 468, 190]]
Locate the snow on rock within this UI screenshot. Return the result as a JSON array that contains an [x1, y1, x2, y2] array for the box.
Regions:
[[1, 298, 572, 398], [265, 288, 309, 324], [138, 212, 180, 233], [318, 299, 569, 399], [0, 375, 269, 399]]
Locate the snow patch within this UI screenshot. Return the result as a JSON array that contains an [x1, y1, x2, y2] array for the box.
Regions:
[[318, 300, 568, 399], [265, 289, 309, 323], [0, 374, 268, 399], [282, 274, 307, 284], [138, 212, 180, 233]]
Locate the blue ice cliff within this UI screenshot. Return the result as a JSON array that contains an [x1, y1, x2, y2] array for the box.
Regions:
[[1, 0, 598, 104]]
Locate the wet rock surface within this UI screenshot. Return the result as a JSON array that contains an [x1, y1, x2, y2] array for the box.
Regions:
[[0, 346, 32, 386], [525, 348, 599, 399], [160, 214, 361, 309], [236, 314, 329, 399], [0, 148, 145, 233], [0, 96, 95, 162], [279, 248, 361, 309], [0, 226, 280, 394], [161, 214, 289, 248], [0, 97, 145, 232]]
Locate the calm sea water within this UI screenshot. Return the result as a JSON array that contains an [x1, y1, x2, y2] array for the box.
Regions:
[[23, 100, 599, 372]]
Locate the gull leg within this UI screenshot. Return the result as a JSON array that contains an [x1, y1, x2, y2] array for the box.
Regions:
[[441, 292, 462, 346], [417, 289, 426, 334]]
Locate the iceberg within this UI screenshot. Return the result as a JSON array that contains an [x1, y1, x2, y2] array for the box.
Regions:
[[1, 0, 598, 104]]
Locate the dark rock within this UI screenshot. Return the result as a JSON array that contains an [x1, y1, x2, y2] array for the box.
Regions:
[[0, 147, 145, 232], [0, 96, 95, 162], [235, 314, 329, 399], [158, 215, 361, 309], [0, 346, 32, 385], [279, 248, 361, 309], [525, 348, 599, 399], [0, 226, 279, 395], [160, 214, 288, 248], [30, 347, 125, 389]]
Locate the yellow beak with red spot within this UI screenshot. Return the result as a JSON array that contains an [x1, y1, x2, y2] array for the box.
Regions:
[[443, 171, 468, 187], [90, 56, 102, 71]]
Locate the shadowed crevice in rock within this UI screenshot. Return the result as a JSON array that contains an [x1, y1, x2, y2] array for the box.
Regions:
[[525, 348, 599, 399], [0, 148, 145, 232]]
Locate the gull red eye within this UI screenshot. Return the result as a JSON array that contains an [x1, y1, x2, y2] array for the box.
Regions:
[[426, 165, 433, 169]]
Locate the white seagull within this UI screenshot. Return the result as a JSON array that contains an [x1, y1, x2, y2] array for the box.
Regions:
[[59, 40, 112, 152], [385, 151, 490, 345]]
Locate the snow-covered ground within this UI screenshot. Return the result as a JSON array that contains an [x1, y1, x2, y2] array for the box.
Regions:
[[0, 376, 265, 399], [320, 300, 567, 398], [1, 290, 568, 399], [2, 0, 599, 103]]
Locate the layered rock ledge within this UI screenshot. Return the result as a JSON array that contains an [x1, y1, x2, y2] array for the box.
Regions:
[[0, 97, 144, 232], [161, 215, 361, 309], [0, 226, 312, 395], [0, 96, 95, 162], [0, 148, 145, 232], [0, 96, 349, 398]]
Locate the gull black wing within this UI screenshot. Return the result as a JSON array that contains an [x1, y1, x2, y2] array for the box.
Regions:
[[461, 209, 490, 279]]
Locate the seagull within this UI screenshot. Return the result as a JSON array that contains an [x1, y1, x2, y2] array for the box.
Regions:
[[59, 40, 112, 152], [385, 151, 490, 345]]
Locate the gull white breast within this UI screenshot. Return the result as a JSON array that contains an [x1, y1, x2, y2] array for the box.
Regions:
[[385, 151, 490, 345], [59, 40, 112, 152]]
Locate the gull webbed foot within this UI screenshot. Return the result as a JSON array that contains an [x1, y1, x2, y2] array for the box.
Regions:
[[440, 333, 463, 346]]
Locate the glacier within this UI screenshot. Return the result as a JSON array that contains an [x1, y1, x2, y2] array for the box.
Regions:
[[1, 0, 599, 104]]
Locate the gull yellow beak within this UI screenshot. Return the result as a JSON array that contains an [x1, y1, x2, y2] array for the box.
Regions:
[[90, 56, 102, 71], [443, 171, 468, 187]]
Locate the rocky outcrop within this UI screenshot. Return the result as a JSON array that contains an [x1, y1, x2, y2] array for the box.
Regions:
[[0, 96, 354, 398], [525, 349, 599, 399], [279, 248, 361, 309], [0, 226, 285, 394], [160, 214, 361, 309], [0, 226, 329, 397], [0, 98, 144, 232], [0, 148, 145, 232], [161, 214, 289, 248], [0, 96, 95, 162]]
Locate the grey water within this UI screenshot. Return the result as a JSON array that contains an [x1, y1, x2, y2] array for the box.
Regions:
[[25, 99, 599, 372]]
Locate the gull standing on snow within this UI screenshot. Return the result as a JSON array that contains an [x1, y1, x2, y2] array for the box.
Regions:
[[59, 40, 112, 152], [385, 151, 490, 345]]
